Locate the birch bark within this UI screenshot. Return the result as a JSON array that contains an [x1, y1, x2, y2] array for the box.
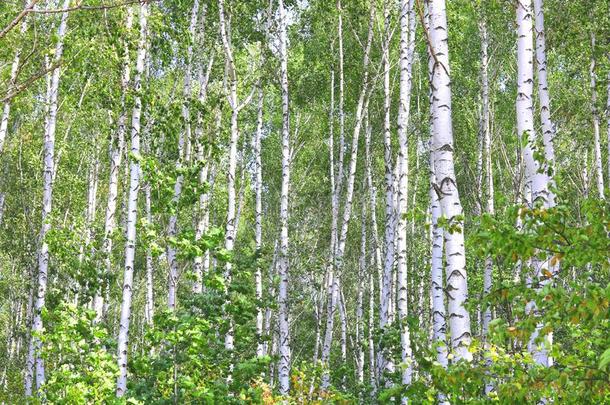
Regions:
[[517, 0, 552, 368], [167, 0, 200, 310], [396, 0, 416, 392], [0, 1, 32, 154], [533, 0, 556, 206], [380, 1, 396, 380], [321, 3, 374, 389], [31, 0, 70, 391], [254, 84, 264, 356], [590, 32, 605, 200], [95, 7, 134, 319], [116, 2, 148, 396], [428, 0, 472, 361], [276, 0, 291, 394]]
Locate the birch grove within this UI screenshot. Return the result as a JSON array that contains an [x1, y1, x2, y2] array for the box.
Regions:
[[0, 0, 609, 403]]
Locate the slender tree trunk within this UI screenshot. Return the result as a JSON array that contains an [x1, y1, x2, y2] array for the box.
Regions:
[[24, 288, 34, 397], [95, 7, 134, 320], [364, 114, 383, 309], [193, 69, 217, 293], [0, 2, 31, 154], [78, 149, 100, 304], [356, 200, 366, 385], [590, 32, 604, 200], [380, 1, 396, 381], [428, 0, 472, 361], [396, 0, 416, 394], [167, 0, 200, 310], [253, 84, 265, 356], [116, 2, 148, 396], [321, 4, 375, 389], [144, 182, 154, 325], [338, 287, 348, 389], [478, 16, 495, 395], [336, 0, 346, 198], [606, 67, 610, 184], [276, 0, 292, 394], [533, 0, 556, 206], [368, 268, 377, 394], [31, 0, 70, 392]]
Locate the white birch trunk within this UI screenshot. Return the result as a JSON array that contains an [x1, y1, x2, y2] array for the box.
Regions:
[[356, 203, 366, 385], [479, 16, 492, 339], [0, 3, 31, 154], [321, 4, 374, 389], [338, 288, 348, 389], [533, 0, 556, 206], [95, 7, 134, 320], [368, 269, 377, 394], [31, 0, 70, 391], [396, 0, 416, 393], [607, 68, 610, 184], [252, 82, 265, 356], [116, 2, 148, 396], [145, 182, 154, 325], [364, 114, 383, 309], [336, 0, 346, 197], [479, 17, 495, 395], [167, 0, 200, 310], [276, 0, 292, 394], [428, 0, 473, 361], [193, 78, 217, 293], [429, 148, 448, 368], [218, 0, 238, 366], [517, 0, 552, 368], [590, 32, 605, 200], [24, 289, 34, 397], [380, 2, 396, 380]]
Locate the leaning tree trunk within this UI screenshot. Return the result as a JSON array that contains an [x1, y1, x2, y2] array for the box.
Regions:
[[395, 0, 416, 394], [95, 7, 134, 319], [0, 1, 32, 154], [428, 0, 473, 361], [116, 2, 148, 396], [31, 0, 70, 393]]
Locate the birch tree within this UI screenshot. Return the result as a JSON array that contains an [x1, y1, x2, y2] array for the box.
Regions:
[[116, 2, 148, 396], [0, 1, 32, 154], [533, 0, 556, 206], [167, 0, 200, 310], [395, 0, 416, 393], [276, 0, 292, 394], [320, 2, 375, 388], [589, 32, 604, 200], [95, 7, 134, 319], [379, 0, 396, 380], [427, 0, 472, 361], [30, 0, 71, 392]]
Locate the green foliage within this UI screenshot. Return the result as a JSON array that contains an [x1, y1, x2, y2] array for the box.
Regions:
[[42, 303, 118, 404]]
